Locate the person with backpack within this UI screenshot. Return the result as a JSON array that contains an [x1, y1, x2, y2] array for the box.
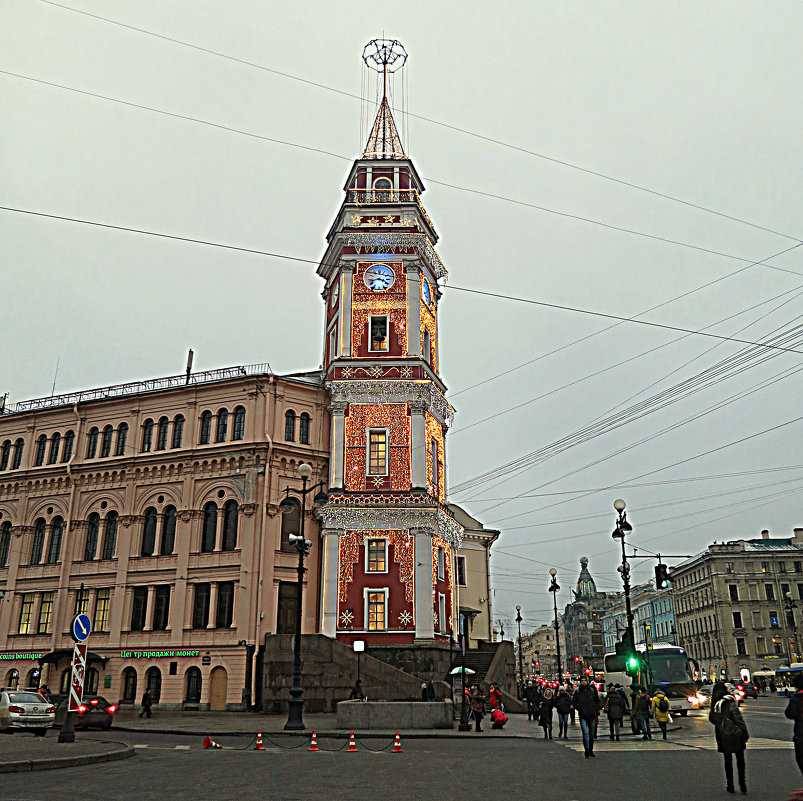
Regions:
[[710, 680, 749, 794], [604, 683, 627, 741], [651, 689, 671, 739], [633, 686, 652, 740], [784, 672, 803, 775]]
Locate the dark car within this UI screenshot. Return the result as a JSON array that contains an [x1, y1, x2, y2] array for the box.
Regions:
[[735, 680, 759, 699], [56, 695, 117, 730]]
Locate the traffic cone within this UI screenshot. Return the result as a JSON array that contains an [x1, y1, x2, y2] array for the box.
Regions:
[[392, 730, 403, 753], [346, 730, 358, 752], [254, 729, 265, 751], [308, 730, 320, 752], [202, 736, 223, 749]]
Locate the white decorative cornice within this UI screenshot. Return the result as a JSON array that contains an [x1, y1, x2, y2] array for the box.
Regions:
[[328, 380, 454, 426], [337, 233, 447, 280]]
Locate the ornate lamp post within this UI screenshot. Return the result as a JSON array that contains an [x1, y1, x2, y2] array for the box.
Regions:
[[549, 568, 562, 682], [612, 499, 635, 652], [515, 605, 524, 697], [279, 462, 328, 731]]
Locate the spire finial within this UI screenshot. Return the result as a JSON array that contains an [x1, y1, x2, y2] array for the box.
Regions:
[[361, 39, 408, 160], [362, 39, 408, 101]]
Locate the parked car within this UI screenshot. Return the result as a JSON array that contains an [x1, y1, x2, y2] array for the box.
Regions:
[[55, 695, 117, 730], [0, 689, 56, 735], [734, 680, 759, 699]]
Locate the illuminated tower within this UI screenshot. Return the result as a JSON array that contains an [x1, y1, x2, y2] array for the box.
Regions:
[[318, 40, 461, 648]]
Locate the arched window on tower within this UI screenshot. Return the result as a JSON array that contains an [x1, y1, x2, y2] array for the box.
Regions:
[[199, 411, 212, 445], [30, 518, 46, 564], [284, 410, 295, 442], [299, 413, 311, 445], [201, 502, 217, 553], [34, 435, 47, 466], [232, 407, 245, 441], [141, 507, 157, 556], [0, 440, 10, 471], [215, 408, 228, 442], [156, 417, 169, 450], [141, 419, 154, 452], [102, 511, 118, 560], [47, 517, 64, 564], [84, 513, 100, 561], [222, 500, 238, 551], [48, 433, 61, 464], [115, 423, 128, 456], [62, 430, 74, 462], [160, 506, 176, 555], [172, 415, 184, 449], [86, 428, 99, 459], [12, 438, 24, 469], [101, 425, 113, 457], [0, 522, 11, 567]]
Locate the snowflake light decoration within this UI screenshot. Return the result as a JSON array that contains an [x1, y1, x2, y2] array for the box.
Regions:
[[340, 609, 354, 627], [399, 610, 413, 627]]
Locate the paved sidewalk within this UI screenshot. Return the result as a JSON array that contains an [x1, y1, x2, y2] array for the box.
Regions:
[[0, 731, 135, 773]]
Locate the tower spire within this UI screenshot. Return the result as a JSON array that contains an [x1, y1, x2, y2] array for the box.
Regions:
[[361, 39, 408, 160]]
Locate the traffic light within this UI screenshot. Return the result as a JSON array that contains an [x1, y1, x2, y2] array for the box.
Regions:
[[625, 653, 640, 676], [655, 563, 672, 589]]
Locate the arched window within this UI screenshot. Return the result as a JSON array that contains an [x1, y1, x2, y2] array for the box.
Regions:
[[141, 507, 157, 556], [160, 506, 176, 555], [0, 440, 10, 470], [185, 666, 202, 703], [215, 408, 228, 442], [35, 435, 47, 466], [201, 502, 217, 553], [30, 518, 46, 564], [47, 516, 64, 564], [299, 413, 311, 445], [86, 427, 99, 458], [0, 522, 11, 567], [423, 328, 431, 365], [145, 666, 162, 702], [232, 406, 246, 441], [199, 411, 212, 445], [62, 430, 74, 462], [374, 176, 392, 189], [280, 498, 301, 551], [101, 425, 113, 457], [48, 433, 61, 464], [122, 667, 137, 703], [12, 438, 24, 469], [84, 513, 100, 560], [102, 511, 118, 560], [141, 419, 154, 452], [156, 417, 169, 450], [172, 415, 184, 449], [85, 667, 99, 695], [222, 500, 238, 552], [115, 423, 128, 456], [284, 410, 296, 442]]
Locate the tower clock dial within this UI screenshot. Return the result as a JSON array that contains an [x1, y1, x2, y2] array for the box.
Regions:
[[364, 264, 395, 292], [330, 279, 340, 307]]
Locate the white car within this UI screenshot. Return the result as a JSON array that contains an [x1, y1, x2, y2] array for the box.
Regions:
[[0, 690, 56, 736]]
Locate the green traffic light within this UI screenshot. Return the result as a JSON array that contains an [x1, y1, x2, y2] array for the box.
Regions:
[[627, 655, 638, 669]]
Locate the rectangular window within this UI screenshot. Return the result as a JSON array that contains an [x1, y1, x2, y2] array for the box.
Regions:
[[153, 586, 170, 631], [782, 583, 791, 599], [366, 539, 387, 573], [329, 327, 337, 362], [749, 583, 759, 601], [130, 587, 148, 631], [726, 562, 735, 574], [752, 610, 763, 628], [369, 315, 388, 352], [728, 585, 739, 602], [773, 637, 784, 654], [93, 589, 110, 632], [437, 547, 445, 581], [780, 561, 787, 573], [770, 611, 780, 628], [366, 590, 386, 631], [796, 561, 803, 574], [18, 593, 35, 634], [367, 430, 388, 476], [756, 636, 766, 655], [456, 555, 467, 587], [798, 583, 803, 601], [38, 592, 54, 634], [74, 588, 89, 616], [192, 583, 211, 629], [766, 583, 775, 601], [762, 561, 770, 573], [732, 611, 743, 628], [438, 592, 446, 633], [216, 582, 234, 628]]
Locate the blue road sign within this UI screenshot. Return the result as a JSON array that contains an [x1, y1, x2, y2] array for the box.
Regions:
[[71, 613, 92, 642]]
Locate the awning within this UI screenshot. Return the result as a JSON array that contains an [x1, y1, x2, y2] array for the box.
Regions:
[[38, 649, 109, 667], [459, 606, 482, 619]]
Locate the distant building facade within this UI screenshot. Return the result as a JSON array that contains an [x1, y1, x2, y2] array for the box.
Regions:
[[520, 623, 566, 681], [601, 581, 675, 653]]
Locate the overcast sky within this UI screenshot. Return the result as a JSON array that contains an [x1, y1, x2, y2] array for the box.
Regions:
[[4, 1, 803, 636]]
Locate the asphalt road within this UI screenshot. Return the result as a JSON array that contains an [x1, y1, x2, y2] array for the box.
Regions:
[[3, 697, 801, 801]]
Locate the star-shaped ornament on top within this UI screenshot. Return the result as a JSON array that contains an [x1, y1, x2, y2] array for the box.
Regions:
[[350, 213, 361, 225], [384, 215, 395, 223], [367, 217, 379, 226]]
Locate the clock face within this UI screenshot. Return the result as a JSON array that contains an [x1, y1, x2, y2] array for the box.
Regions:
[[330, 280, 339, 307], [421, 277, 432, 306], [364, 264, 395, 292]]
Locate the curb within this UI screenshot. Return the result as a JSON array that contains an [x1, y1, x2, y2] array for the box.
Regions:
[[0, 742, 135, 774]]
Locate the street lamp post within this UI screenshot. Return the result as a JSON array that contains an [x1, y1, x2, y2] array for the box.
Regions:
[[279, 463, 328, 731], [785, 592, 798, 664], [515, 605, 524, 698], [611, 499, 635, 652], [549, 568, 562, 682]]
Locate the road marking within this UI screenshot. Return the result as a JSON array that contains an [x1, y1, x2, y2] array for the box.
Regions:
[[174, 745, 191, 750], [133, 744, 149, 749]]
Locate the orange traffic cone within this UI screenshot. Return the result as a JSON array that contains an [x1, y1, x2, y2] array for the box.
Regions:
[[392, 731, 403, 753], [202, 736, 223, 749], [347, 730, 358, 752], [308, 730, 320, 752], [254, 729, 265, 751]]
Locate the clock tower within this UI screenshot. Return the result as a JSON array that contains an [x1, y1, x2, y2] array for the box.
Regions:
[[317, 40, 462, 648]]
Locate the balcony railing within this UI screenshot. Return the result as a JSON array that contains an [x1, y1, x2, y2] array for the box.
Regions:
[[346, 189, 436, 234]]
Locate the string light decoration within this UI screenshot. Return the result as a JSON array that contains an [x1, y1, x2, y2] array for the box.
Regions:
[[344, 403, 411, 491], [389, 530, 415, 603], [329, 380, 454, 427], [339, 232, 448, 279], [350, 262, 408, 355], [431, 534, 455, 632], [338, 531, 361, 602], [420, 299, 438, 373], [425, 413, 446, 503], [398, 609, 413, 627]]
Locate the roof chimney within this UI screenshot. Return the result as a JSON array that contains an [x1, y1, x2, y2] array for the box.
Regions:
[[794, 528, 803, 543], [761, 529, 770, 540]]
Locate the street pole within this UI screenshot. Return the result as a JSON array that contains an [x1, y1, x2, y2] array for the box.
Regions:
[[785, 592, 798, 665], [549, 568, 562, 683], [515, 605, 523, 698], [458, 631, 470, 731], [612, 499, 635, 650]]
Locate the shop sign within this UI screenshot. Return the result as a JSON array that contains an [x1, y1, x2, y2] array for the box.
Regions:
[[120, 650, 201, 659], [0, 652, 45, 661], [202, 654, 212, 665]]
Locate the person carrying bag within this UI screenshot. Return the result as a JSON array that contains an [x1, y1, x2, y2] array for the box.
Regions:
[[709, 680, 748, 794]]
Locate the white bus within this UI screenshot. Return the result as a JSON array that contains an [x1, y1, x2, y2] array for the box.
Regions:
[[604, 643, 700, 716]]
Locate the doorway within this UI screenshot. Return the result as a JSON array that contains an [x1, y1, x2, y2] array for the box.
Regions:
[[277, 582, 298, 635], [209, 666, 228, 710]]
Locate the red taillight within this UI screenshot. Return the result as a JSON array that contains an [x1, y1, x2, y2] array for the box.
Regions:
[[107, 704, 117, 714], [46, 706, 56, 713], [8, 706, 24, 713], [90, 699, 99, 705], [77, 704, 87, 713]]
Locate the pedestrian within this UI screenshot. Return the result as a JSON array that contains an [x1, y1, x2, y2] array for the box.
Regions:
[[469, 684, 485, 733], [651, 689, 671, 739], [770, 678, 777, 694], [709, 680, 749, 794], [349, 679, 364, 700], [604, 683, 627, 741], [421, 682, 428, 702], [488, 682, 503, 713], [139, 689, 152, 719], [524, 680, 538, 720], [490, 707, 508, 729], [634, 686, 652, 740], [426, 680, 436, 702], [555, 686, 572, 739], [38, 684, 51, 702], [539, 687, 554, 739], [572, 675, 599, 758], [784, 672, 803, 776], [565, 680, 576, 724]]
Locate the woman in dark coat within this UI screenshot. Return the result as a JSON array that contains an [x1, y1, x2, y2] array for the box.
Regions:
[[555, 687, 572, 739], [709, 680, 748, 793], [538, 688, 554, 739], [604, 684, 627, 741], [469, 685, 485, 733]]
